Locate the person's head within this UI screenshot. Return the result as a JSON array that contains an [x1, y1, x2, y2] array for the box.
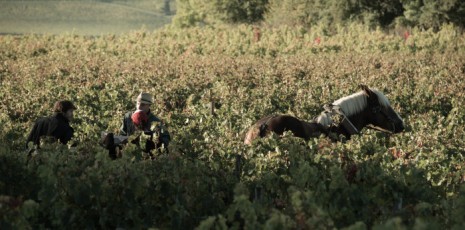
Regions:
[[131, 110, 149, 130], [54, 100, 77, 121], [136, 92, 153, 113]]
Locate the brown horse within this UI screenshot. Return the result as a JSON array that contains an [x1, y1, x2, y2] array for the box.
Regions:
[[244, 85, 405, 145], [244, 115, 326, 145]]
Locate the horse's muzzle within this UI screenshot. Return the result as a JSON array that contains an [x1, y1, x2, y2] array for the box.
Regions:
[[393, 121, 405, 133]]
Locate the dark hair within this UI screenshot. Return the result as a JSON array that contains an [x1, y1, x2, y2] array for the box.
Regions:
[[54, 100, 77, 113]]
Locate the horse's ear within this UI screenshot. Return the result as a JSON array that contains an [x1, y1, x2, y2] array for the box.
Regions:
[[359, 84, 372, 95]]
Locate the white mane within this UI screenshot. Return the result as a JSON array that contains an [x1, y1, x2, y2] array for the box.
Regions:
[[316, 89, 391, 127]]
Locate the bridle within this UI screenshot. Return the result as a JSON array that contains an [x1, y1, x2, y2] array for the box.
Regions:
[[320, 103, 399, 138], [368, 105, 398, 133]]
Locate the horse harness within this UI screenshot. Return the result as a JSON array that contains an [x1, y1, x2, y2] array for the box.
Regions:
[[320, 104, 360, 137], [321, 102, 398, 137], [368, 104, 399, 133], [259, 115, 279, 137]]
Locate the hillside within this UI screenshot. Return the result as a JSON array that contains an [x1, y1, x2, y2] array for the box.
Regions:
[[0, 0, 174, 35]]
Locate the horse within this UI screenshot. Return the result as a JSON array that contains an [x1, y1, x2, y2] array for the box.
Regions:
[[244, 85, 405, 145]]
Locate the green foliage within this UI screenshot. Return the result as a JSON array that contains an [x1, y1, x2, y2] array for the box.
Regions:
[[265, 0, 326, 27], [1, 25, 465, 228], [266, 0, 404, 29], [172, 0, 465, 31], [173, 0, 267, 27], [1, 145, 234, 229], [399, 0, 465, 30]]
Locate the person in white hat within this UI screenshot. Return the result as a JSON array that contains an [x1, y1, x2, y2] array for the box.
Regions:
[[119, 92, 171, 154]]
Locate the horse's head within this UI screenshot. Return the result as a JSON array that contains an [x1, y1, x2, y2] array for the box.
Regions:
[[360, 85, 404, 134]]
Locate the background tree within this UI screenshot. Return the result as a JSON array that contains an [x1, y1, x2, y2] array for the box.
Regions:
[[164, 0, 172, 15], [172, 0, 465, 30], [173, 0, 268, 28], [397, 0, 465, 30], [264, 0, 327, 27], [265, 0, 404, 30]]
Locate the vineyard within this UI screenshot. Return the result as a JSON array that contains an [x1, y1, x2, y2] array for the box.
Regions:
[[1, 24, 465, 229]]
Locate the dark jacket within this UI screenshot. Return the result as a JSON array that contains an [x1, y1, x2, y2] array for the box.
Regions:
[[119, 110, 161, 136], [26, 113, 74, 148]]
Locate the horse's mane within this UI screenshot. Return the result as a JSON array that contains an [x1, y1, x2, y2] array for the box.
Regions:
[[316, 89, 391, 127]]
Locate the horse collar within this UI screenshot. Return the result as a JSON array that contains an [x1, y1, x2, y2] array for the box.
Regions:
[[323, 104, 360, 136]]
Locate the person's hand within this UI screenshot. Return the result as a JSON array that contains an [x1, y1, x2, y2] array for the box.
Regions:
[[145, 140, 156, 153]]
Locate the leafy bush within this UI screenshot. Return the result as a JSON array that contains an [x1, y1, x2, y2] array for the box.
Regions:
[[398, 0, 465, 30], [173, 0, 465, 31], [265, 0, 404, 29], [173, 0, 268, 27]]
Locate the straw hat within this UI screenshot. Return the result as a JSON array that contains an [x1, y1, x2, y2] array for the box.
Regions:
[[136, 92, 153, 105]]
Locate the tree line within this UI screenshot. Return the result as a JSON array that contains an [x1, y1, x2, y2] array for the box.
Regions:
[[173, 0, 465, 30]]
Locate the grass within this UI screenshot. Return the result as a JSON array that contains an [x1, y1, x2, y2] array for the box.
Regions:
[[0, 0, 175, 35]]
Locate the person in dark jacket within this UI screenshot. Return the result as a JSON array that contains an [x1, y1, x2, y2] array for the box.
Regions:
[[101, 93, 170, 159], [26, 100, 77, 151]]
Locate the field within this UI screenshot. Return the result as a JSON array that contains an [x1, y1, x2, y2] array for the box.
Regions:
[[1, 24, 465, 229], [0, 0, 173, 35]]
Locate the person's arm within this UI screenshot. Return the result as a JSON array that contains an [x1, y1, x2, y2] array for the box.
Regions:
[[151, 117, 171, 147], [26, 118, 44, 148], [120, 120, 128, 136], [59, 126, 74, 145], [148, 113, 162, 123], [50, 118, 72, 145], [120, 112, 135, 136]]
